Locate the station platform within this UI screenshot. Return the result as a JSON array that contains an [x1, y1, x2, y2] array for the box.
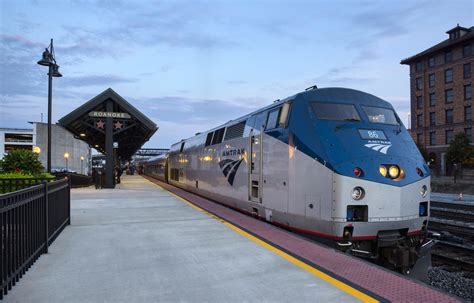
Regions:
[[4, 175, 458, 302]]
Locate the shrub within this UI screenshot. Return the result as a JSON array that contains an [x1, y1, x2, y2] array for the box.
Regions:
[[0, 149, 44, 174], [0, 172, 55, 193]]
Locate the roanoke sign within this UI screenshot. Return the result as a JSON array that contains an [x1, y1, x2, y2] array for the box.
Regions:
[[88, 111, 131, 119]]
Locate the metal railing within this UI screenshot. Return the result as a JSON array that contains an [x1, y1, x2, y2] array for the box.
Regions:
[[0, 178, 56, 194], [1, 178, 70, 300]]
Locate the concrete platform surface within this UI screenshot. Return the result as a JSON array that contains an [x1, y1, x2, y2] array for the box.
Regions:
[[4, 175, 359, 303]]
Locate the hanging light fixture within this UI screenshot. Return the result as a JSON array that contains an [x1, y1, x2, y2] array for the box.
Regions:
[[51, 64, 63, 77], [37, 49, 53, 66]]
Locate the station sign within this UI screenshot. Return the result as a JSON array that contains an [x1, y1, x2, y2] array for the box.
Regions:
[[89, 111, 131, 119]]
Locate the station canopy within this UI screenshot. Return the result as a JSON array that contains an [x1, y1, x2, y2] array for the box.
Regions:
[[58, 88, 158, 160]]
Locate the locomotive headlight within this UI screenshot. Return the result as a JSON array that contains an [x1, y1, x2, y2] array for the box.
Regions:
[[388, 165, 399, 178], [420, 185, 428, 198], [379, 165, 387, 177], [351, 187, 365, 200]]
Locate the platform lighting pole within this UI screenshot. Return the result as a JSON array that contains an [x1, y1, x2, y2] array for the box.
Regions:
[[37, 39, 62, 173], [80, 156, 84, 174], [64, 152, 69, 171]]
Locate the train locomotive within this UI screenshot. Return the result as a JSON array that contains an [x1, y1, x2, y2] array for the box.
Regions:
[[144, 87, 433, 273]]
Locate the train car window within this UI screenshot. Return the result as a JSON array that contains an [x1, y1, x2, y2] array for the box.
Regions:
[[254, 112, 267, 131], [211, 127, 225, 145], [311, 103, 360, 121], [224, 121, 246, 141], [362, 106, 399, 125], [244, 116, 256, 136], [205, 132, 213, 146], [266, 108, 281, 130], [179, 142, 185, 153], [278, 102, 291, 128]]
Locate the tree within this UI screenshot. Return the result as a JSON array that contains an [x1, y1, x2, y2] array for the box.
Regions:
[[0, 149, 44, 175], [446, 132, 473, 182], [446, 132, 472, 164]]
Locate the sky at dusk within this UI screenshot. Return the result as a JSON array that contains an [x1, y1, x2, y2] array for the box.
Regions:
[[0, 0, 473, 148]]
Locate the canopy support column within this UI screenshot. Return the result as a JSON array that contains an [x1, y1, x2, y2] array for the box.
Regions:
[[105, 99, 115, 188]]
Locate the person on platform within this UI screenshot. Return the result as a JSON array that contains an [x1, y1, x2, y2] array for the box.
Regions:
[[98, 169, 104, 189], [115, 166, 121, 184]]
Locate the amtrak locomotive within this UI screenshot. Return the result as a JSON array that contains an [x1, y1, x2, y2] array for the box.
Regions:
[[144, 87, 432, 273]]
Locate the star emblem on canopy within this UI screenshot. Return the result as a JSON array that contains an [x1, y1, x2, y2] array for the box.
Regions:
[[96, 120, 105, 129], [114, 121, 123, 129]]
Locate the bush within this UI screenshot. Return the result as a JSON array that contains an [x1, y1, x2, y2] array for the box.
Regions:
[[0, 172, 54, 179], [0, 149, 44, 174], [0, 172, 55, 193]]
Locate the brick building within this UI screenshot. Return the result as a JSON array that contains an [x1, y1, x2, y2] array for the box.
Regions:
[[401, 24, 473, 176]]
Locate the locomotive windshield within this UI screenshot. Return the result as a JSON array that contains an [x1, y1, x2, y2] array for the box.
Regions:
[[362, 106, 399, 125], [311, 103, 360, 121]]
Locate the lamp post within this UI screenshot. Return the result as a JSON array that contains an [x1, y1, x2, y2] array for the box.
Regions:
[[80, 156, 85, 174], [37, 39, 62, 173], [64, 152, 69, 171]]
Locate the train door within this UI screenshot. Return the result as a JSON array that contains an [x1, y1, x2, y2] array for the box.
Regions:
[[248, 112, 266, 203]]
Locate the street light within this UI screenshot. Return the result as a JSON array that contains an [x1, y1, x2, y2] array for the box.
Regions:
[[37, 38, 62, 173], [64, 152, 69, 171], [33, 146, 41, 154], [80, 156, 85, 174]]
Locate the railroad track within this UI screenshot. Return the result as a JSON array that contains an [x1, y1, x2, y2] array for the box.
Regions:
[[429, 200, 474, 240], [429, 200, 474, 276], [432, 241, 474, 278]]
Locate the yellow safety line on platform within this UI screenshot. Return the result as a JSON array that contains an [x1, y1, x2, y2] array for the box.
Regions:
[[144, 178, 378, 303]]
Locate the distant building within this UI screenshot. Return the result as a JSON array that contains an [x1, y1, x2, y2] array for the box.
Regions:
[[401, 24, 474, 175], [0, 123, 91, 174], [0, 128, 34, 155]]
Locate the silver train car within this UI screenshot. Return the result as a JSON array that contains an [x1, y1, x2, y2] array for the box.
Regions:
[[144, 87, 432, 273]]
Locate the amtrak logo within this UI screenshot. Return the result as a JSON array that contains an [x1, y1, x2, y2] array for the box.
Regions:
[[364, 143, 392, 154], [219, 159, 243, 186]]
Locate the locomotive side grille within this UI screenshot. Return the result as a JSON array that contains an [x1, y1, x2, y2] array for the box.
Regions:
[[224, 121, 246, 141]]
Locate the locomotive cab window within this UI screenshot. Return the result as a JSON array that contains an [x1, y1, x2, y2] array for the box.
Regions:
[[311, 103, 360, 121], [362, 106, 399, 125]]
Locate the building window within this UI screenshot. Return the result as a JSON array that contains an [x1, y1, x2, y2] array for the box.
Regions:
[[463, 44, 472, 57], [429, 112, 436, 126], [416, 77, 423, 90], [415, 61, 423, 72], [445, 109, 453, 124], [429, 73, 435, 87], [429, 93, 436, 106], [417, 114, 423, 127], [466, 106, 472, 121], [464, 63, 471, 78], [430, 131, 436, 145], [445, 50, 453, 63], [417, 133, 423, 144], [428, 56, 435, 67], [465, 84, 472, 100], [466, 128, 472, 143], [445, 89, 453, 103], [445, 130, 454, 144], [416, 95, 423, 109], [444, 69, 453, 83]]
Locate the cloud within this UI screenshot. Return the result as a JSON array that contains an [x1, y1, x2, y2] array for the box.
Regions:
[[61, 74, 138, 87], [227, 80, 247, 85], [312, 67, 373, 86], [346, 2, 427, 63]]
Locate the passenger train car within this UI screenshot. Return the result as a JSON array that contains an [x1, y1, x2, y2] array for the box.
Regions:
[[144, 87, 432, 273]]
